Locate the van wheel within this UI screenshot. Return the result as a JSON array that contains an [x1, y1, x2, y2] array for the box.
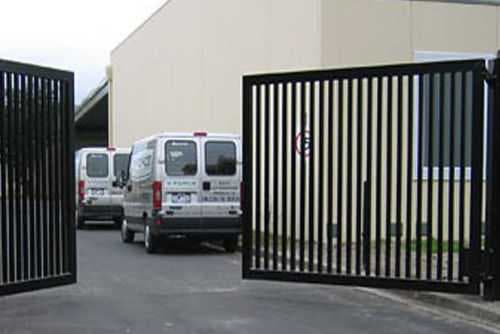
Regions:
[[144, 225, 158, 254], [223, 237, 238, 253], [121, 219, 134, 243]]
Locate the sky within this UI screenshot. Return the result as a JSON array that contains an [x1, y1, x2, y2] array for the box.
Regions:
[[0, 0, 167, 104]]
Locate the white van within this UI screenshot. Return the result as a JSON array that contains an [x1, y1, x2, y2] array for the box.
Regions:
[[75, 147, 131, 229], [120, 132, 242, 253]]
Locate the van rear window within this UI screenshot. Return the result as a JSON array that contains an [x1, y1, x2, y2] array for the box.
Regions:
[[114, 153, 129, 177], [86, 153, 109, 178], [165, 141, 197, 176], [205, 142, 236, 176]]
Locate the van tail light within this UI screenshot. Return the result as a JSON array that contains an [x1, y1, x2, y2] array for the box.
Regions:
[[152, 181, 162, 210], [240, 182, 244, 210], [78, 180, 85, 203]]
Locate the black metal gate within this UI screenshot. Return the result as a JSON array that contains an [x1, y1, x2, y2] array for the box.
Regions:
[[0, 59, 76, 296], [242, 59, 492, 296]]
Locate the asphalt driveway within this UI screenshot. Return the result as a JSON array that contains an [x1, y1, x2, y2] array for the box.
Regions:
[[0, 225, 493, 334]]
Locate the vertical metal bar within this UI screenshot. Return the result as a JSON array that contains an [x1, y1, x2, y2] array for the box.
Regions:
[[317, 81, 324, 273], [469, 64, 484, 292], [263, 85, 270, 270], [356, 78, 363, 275], [273, 83, 279, 271], [448, 72, 456, 281], [54, 81, 61, 274], [41, 78, 48, 277], [385, 76, 393, 277], [308, 81, 315, 273], [483, 55, 500, 301], [14, 74, 22, 281], [327, 80, 334, 274], [346, 79, 353, 275], [416, 74, 424, 279], [458, 71, 467, 282], [242, 77, 253, 277], [6, 73, 15, 283], [0, 71, 6, 284], [300, 82, 306, 272], [427, 73, 435, 280], [255, 85, 261, 269], [47, 79, 55, 277], [375, 76, 383, 276], [281, 83, 288, 271], [28, 75, 36, 279], [405, 75, 414, 278], [60, 81, 68, 274], [395, 75, 403, 278], [365, 77, 373, 276], [336, 80, 344, 274], [66, 76, 76, 280], [437, 73, 445, 280], [290, 83, 297, 271], [35, 77, 42, 278], [21, 74, 29, 280]]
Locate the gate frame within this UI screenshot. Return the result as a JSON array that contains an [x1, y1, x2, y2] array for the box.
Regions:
[[0, 59, 76, 297], [241, 59, 498, 299]]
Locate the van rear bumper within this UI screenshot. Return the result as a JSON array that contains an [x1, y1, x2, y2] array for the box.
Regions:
[[79, 204, 124, 220], [150, 217, 241, 238]]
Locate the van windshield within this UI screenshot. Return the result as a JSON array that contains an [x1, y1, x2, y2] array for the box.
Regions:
[[114, 153, 129, 177], [205, 142, 236, 176], [165, 141, 197, 176], [86, 153, 109, 178]]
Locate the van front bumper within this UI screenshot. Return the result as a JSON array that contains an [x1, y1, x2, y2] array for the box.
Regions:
[[149, 217, 241, 238], [79, 204, 124, 220]]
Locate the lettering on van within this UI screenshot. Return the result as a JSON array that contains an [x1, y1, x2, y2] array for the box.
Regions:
[[166, 180, 198, 189]]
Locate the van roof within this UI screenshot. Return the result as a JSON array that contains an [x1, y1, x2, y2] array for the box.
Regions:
[[76, 147, 131, 154], [136, 132, 241, 144]]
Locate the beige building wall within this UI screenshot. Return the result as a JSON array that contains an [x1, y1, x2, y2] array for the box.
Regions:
[[111, 0, 499, 253], [110, 0, 322, 147]]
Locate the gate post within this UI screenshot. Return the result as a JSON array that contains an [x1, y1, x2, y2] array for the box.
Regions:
[[484, 51, 500, 301]]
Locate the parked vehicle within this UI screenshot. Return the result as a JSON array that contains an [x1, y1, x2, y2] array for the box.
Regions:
[[120, 132, 242, 253], [75, 147, 131, 229]]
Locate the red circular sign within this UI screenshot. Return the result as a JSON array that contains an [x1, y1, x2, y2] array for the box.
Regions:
[[294, 131, 311, 157]]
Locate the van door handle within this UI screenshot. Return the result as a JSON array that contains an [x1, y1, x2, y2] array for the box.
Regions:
[[203, 182, 210, 191]]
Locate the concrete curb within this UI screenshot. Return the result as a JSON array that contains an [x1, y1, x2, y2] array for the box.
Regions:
[[391, 290, 500, 330]]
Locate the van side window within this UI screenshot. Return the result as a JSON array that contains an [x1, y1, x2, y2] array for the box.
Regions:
[[205, 142, 236, 176], [86, 153, 109, 178], [165, 141, 197, 176], [130, 142, 154, 181]]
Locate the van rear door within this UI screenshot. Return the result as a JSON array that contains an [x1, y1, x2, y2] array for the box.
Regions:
[[162, 137, 202, 218], [83, 151, 111, 206], [110, 150, 130, 206], [200, 137, 240, 218]]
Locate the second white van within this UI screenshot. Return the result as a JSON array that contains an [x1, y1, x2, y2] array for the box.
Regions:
[[76, 147, 131, 229], [119, 132, 242, 253]]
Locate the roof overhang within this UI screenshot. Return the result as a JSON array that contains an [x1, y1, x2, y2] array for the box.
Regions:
[[75, 80, 108, 130]]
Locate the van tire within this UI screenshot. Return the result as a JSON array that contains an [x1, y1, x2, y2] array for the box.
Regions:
[[144, 225, 158, 254], [121, 219, 134, 243], [223, 237, 238, 253]]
